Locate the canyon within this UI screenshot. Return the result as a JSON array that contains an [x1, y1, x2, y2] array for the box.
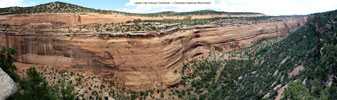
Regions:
[[0, 13, 306, 91]]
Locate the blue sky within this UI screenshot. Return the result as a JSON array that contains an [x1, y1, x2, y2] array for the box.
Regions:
[[1, 0, 337, 15]]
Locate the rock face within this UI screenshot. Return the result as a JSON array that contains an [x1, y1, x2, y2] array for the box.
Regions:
[[0, 68, 18, 100], [0, 13, 265, 25], [0, 13, 306, 91]]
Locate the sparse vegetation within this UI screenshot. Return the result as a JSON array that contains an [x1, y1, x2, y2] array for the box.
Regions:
[[158, 9, 337, 99], [0, 2, 262, 17], [1, 47, 75, 100], [15, 67, 58, 100]]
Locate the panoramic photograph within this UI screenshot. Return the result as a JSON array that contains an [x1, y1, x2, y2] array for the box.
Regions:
[[0, 0, 336, 100]]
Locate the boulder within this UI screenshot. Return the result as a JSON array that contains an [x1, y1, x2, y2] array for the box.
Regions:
[[0, 68, 18, 100]]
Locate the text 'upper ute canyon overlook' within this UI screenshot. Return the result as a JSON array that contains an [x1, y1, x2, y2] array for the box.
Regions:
[[0, 0, 336, 100]]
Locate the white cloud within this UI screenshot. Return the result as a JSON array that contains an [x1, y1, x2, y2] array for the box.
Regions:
[[0, 0, 25, 8], [120, 0, 337, 15]]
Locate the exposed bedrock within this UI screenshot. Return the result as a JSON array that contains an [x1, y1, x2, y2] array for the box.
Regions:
[[0, 13, 265, 25], [0, 68, 18, 100], [0, 17, 306, 91]]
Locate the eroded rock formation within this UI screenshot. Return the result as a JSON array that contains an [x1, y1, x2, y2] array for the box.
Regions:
[[0, 13, 265, 25], [0, 14, 306, 91]]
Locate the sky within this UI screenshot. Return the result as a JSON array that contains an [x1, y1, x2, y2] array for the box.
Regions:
[[0, 0, 337, 15]]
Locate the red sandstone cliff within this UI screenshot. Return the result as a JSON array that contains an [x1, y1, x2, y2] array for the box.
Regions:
[[0, 14, 306, 91], [0, 13, 265, 25]]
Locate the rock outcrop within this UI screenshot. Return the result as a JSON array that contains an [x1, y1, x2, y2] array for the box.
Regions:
[[0, 68, 18, 100], [0, 13, 306, 91], [0, 13, 265, 25]]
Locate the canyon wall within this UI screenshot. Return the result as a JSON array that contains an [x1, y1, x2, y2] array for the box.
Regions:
[[0, 13, 265, 25], [0, 14, 306, 91]]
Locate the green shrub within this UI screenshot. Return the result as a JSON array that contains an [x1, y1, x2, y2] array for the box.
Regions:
[[16, 67, 58, 100], [283, 81, 314, 100], [0, 47, 19, 81], [130, 94, 138, 100], [255, 48, 268, 56]]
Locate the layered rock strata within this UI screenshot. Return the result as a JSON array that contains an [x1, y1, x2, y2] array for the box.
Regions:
[[0, 14, 306, 91], [0, 13, 265, 25]]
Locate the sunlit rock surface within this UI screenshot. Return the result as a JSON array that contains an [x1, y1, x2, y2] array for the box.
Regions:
[[0, 13, 306, 91]]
